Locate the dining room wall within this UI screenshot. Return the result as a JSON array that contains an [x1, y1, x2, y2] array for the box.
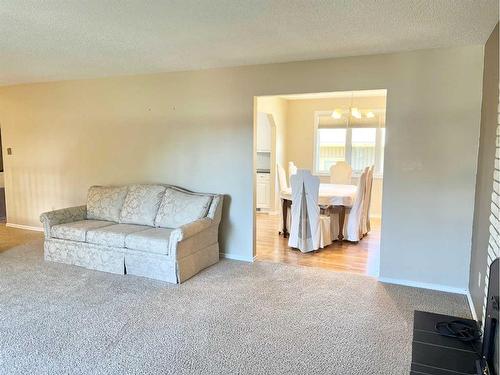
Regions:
[[284, 96, 386, 217], [0, 45, 484, 289]]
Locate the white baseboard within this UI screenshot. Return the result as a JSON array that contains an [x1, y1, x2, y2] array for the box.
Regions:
[[466, 291, 478, 321], [6, 223, 44, 232], [220, 252, 255, 262], [378, 276, 468, 295], [255, 210, 278, 215]]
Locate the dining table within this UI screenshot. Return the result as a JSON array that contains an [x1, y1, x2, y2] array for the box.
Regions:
[[279, 183, 358, 240]]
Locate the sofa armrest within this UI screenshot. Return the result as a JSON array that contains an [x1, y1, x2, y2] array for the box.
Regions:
[[39, 205, 87, 238], [169, 218, 215, 243], [168, 218, 218, 260]]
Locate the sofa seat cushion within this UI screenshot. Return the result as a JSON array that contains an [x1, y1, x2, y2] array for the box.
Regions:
[[51, 220, 114, 242], [155, 188, 212, 228], [125, 228, 174, 255], [119, 184, 166, 226], [86, 224, 150, 248], [87, 186, 129, 222]]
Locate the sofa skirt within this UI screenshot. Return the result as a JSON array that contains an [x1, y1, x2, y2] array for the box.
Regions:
[[44, 238, 125, 274], [44, 238, 220, 283], [124, 242, 219, 283]]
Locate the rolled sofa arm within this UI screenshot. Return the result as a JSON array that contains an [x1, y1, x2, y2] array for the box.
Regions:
[[40, 205, 87, 238], [169, 218, 215, 243]]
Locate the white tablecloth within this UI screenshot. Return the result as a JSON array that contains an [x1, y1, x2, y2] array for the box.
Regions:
[[280, 183, 357, 207]]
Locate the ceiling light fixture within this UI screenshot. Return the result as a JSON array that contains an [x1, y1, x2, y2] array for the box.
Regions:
[[331, 110, 342, 119], [351, 107, 362, 119]]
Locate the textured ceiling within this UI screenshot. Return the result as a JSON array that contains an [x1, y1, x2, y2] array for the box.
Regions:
[[0, 0, 498, 86]]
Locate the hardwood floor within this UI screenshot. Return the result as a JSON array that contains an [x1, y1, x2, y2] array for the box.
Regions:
[[255, 213, 380, 275], [0, 221, 43, 253]]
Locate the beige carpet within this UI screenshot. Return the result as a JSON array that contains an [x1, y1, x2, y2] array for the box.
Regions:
[[0, 237, 469, 374]]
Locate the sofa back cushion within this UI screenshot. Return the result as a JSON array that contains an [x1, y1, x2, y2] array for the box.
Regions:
[[87, 186, 129, 222], [119, 184, 166, 226], [155, 188, 212, 228]]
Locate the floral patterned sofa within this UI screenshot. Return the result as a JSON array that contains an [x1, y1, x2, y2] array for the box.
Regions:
[[40, 184, 223, 283]]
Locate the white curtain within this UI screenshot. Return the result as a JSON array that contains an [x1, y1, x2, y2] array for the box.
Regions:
[[361, 166, 374, 235]]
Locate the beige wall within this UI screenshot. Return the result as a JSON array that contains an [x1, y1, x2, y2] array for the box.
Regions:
[[256, 96, 288, 211], [469, 24, 499, 319], [285, 96, 385, 217], [0, 127, 3, 188], [0, 45, 484, 289]]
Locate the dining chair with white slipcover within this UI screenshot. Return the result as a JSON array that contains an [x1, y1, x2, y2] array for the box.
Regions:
[[329, 161, 352, 185], [288, 170, 331, 252], [288, 161, 298, 181], [277, 163, 289, 192], [330, 170, 367, 242], [277, 163, 291, 233]]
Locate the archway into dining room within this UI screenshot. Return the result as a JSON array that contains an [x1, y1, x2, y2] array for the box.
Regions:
[[253, 89, 387, 277]]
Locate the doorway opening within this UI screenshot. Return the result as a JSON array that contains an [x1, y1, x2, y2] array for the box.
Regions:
[[253, 89, 387, 276], [0, 127, 5, 222]]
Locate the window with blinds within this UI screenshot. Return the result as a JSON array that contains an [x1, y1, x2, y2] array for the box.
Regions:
[[314, 110, 385, 175]]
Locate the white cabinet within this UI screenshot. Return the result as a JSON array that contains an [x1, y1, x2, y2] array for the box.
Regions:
[[256, 112, 272, 152], [256, 173, 271, 209], [255, 112, 273, 210]]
